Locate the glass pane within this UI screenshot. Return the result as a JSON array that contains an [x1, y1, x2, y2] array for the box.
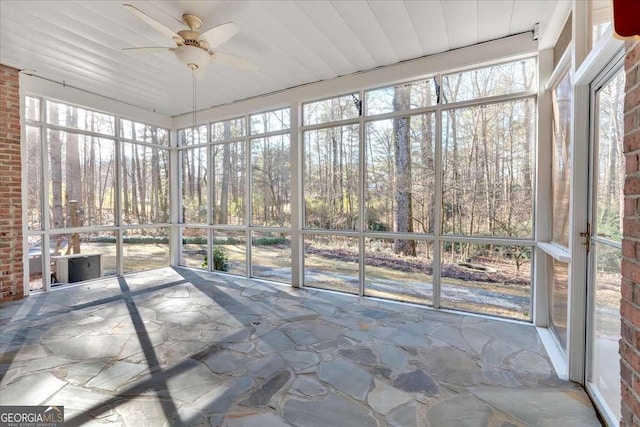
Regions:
[[442, 58, 536, 103], [252, 232, 291, 283], [304, 234, 359, 294], [304, 124, 359, 230], [591, 242, 621, 419], [179, 125, 208, 146], [213, 230, 246, 276], [251, 135, 291, 227], [26, 125, 42, 230], [550, 258, 568, 350], [590, 0, 612, 49], [250, 108, 290, 135], [366, 113, 436, 234], [365, 80, 437, 116], [595, 71, 625, 244], [212, 117, 245, 142], [442, 99, 535, 238], [180, 147, 208, 224], [303, 94, 360, 126], [28, 235, 44, 292], [122, 143, 169, 225], [123, 228, 170, 274], [48, 131, 115, 228], [440, 242, 532, 320], [25, 96, 40, 121], [212, 141, 246, 225], [181, 228, 207, 269], [46, 100, 115, 136], [551, 69, 572, 247], [365, 239, 433, 305], [120, 119, 168, 145], [50, 231, 117, 284]]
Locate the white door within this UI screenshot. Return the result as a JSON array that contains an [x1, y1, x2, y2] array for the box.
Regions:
[[585, 57, 624, 425]]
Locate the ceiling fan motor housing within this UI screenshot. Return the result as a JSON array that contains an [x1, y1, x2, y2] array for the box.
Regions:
[[174, 45, 210, 70]]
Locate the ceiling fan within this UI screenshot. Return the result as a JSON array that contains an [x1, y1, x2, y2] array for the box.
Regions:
[[122, 3, 258, 76]]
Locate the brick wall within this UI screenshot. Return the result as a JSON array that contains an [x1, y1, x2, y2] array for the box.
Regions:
[[622, 39, 640, 426], [0, 64, 23, 301]]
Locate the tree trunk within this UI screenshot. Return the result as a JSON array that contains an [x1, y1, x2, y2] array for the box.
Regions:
[[393, 85, 416, 256], [65, 108, 81, 227], [130, 143, 140, 222], [49, 107, 64, 248], [220, 122, 231, 224], [521, 61, 533, 194]]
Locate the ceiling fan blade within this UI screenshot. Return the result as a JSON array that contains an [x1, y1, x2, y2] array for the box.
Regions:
[[199, 22, 239, 48], [122, 46, 174, 53], [211, 51, 258, 71], [123, 4, 185, 43]]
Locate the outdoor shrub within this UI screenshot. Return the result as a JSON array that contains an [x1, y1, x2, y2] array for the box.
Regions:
[[253, 236, 287, 246], [203, 247, 231, 271]]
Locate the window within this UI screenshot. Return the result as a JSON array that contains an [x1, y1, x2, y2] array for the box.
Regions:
[[365, 113, 436, 234], [442, 58, 536, 103], [47, 130, 116, 228], [551, 68, 572, 247], [251, 135, 291, 227], [250, 108, 290, 135], [366, 79, 437, 116], [46, 100, 115, 136], [304, 94, 360, 125], [304, 124, 359, 230], [442, 99, 535, 238], [180, 146, 208, 224], [212, 117, 245, 142], [121, 119, 168, 145], [212, 141, 246, 225]]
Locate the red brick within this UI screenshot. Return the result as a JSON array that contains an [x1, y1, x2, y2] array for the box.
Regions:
[[628, 177, 640, 196], [626, 240, 639, 259], [627, 198, 640, 216], [0, 63, 22, 303], [628, 111, 640, 138], [625, 218, 640, 239], [625, 40, 640, 427], [629, 86, 640, 113], [623, 300, 640, 327], [629, 153, 640, 174]]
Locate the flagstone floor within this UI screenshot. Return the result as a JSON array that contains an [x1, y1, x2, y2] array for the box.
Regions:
[[0, 267, 603, 426]]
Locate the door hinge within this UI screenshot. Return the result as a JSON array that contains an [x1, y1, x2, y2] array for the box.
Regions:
[[579, 223, 591, 253]]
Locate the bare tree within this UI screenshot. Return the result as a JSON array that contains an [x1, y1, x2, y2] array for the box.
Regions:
[[392, 85, 416, 256]]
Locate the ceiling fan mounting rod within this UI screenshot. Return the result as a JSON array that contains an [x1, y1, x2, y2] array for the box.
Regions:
[[182, 14, 203, 31]]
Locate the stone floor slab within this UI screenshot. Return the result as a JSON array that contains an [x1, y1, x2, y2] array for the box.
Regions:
[[283, 394, 377, 427], [318, 358, 372, 401], [0, 372, 67, 405]]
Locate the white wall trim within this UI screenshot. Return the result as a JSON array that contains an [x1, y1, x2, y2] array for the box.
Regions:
[[538, 326, 569, 379]]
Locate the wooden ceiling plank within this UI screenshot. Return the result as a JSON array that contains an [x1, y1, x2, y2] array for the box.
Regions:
[[366, 0, 423, 61]]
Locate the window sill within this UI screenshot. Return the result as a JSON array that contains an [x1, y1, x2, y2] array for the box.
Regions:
[[538, 242, 570, 263]]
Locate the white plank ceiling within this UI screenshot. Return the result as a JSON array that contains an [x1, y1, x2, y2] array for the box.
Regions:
[[0, 0, 561, 117]]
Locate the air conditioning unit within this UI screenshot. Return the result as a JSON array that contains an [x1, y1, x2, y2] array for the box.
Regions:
[[52, 253, 103, 283]]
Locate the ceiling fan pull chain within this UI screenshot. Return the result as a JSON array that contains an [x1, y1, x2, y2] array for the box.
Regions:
[[192, 67, 197, 135]]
